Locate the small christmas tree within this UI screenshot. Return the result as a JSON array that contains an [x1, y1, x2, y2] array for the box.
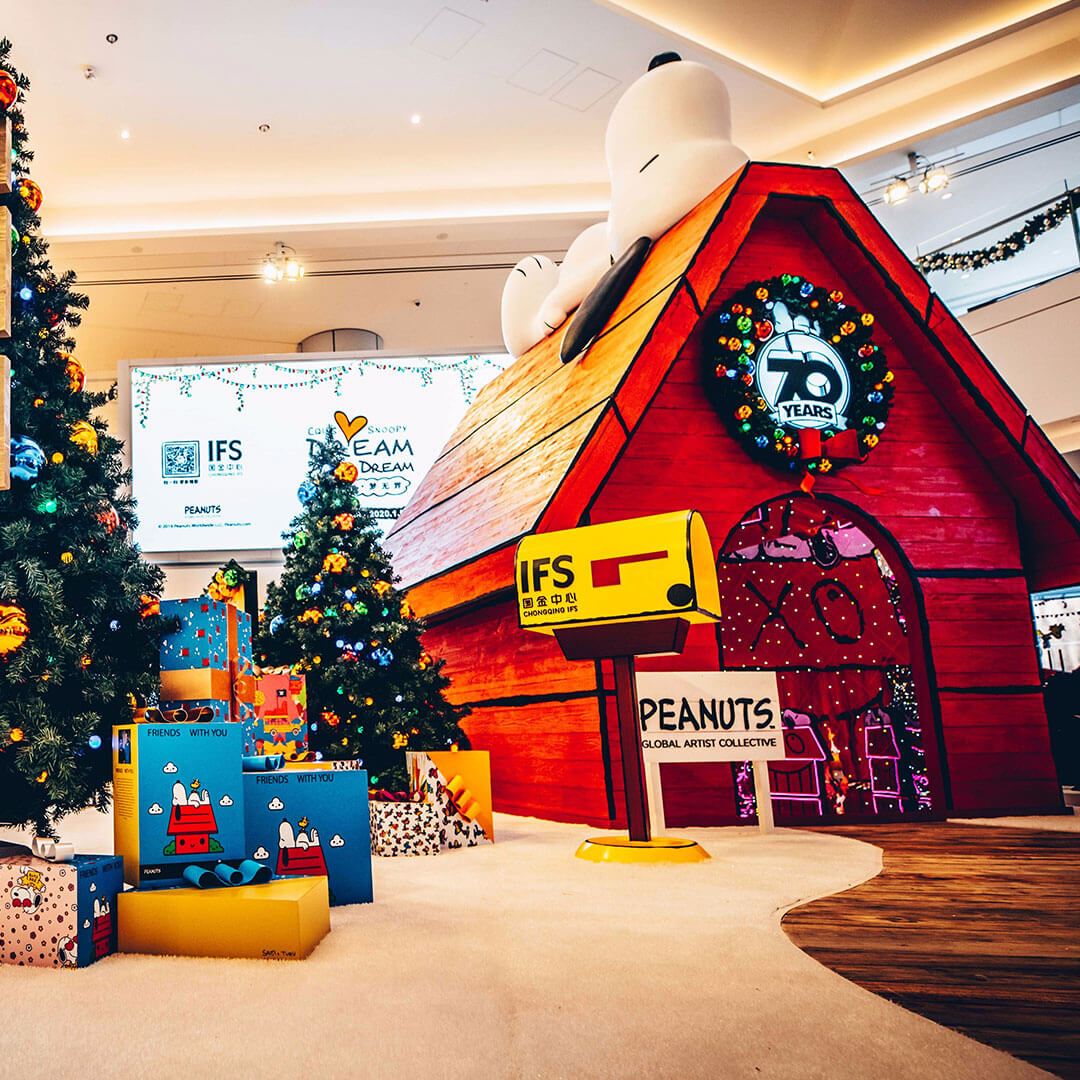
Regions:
[[256, 430, 468, 787], [0, 40, 169, 836]]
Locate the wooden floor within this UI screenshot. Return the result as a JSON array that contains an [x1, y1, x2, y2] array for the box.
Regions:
[[782, 823, 1080, 1079]]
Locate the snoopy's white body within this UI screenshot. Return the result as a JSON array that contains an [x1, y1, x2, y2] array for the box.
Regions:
[[500, 57, 748, 359]]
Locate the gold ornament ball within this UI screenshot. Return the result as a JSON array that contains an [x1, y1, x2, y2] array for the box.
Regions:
[[69, 421, 99, 454], [61, 551, 74, 564], [51, 452, 63, 464]]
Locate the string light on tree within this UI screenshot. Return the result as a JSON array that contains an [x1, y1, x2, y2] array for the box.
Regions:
[[255, 429, 468, 788]]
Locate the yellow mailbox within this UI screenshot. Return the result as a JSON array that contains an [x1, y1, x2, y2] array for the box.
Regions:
[[515, 510, 720, 660]]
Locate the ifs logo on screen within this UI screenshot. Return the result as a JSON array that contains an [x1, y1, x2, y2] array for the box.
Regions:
[[160, 440, 243, 483]]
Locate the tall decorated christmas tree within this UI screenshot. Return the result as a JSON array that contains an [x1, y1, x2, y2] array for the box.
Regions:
[[256, 430, 468, 787], [0, 41, 169, 836]]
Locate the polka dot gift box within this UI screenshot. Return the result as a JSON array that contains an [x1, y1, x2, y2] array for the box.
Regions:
[[0, 849, 123, 969]]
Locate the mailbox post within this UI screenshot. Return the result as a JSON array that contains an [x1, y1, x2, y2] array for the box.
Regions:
[[515, 510, 721, 861]]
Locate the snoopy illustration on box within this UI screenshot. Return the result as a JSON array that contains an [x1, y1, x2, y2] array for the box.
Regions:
[[163, 780, 224, 856], [276, 815, 328, 877], [9, 867, 45, 911]]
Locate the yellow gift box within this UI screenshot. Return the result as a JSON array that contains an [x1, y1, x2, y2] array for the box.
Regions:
[[117, 877, 330, 960]]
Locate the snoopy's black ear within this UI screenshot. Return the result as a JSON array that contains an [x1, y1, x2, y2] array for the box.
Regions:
[[648, 52, 681, 71]]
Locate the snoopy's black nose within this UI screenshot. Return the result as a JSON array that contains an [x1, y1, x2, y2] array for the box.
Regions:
[[648, 52, 682, 71]]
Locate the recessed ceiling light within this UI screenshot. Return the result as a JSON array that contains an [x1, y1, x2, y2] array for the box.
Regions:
[[120, 129, 130, 140], [410, 114, 421, 125], [82, 65, 97, 80], [105, 33, 118, 44]]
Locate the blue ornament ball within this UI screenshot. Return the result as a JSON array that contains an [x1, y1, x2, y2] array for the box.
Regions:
[[755, 436, 769, 448], [109, 619, 120, 631], [18, 286, 32, 302], [310, 582, 322, 595], [371, 647, 394, 667], [799, 281, 815, 298], [395, 694, 404, 703], [88, 734, 102, 750], [269, 614, 285, 635], [297, 480, 318, 505], [10, 435, 46, 482], [344, 589, 356, 601], [321, 464, 333, 475]]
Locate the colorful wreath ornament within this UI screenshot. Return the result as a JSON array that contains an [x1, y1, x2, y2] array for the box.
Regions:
[[703, 274, 893, 480]]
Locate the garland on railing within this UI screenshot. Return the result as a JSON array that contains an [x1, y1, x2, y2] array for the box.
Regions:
[[916, 188, 1079, 274]]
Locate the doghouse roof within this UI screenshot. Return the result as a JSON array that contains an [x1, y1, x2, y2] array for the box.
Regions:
[[385, 163, 1080, 616]]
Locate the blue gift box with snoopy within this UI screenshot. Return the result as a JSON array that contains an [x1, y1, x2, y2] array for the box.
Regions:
[[112, 723, 246, 890], [243, 768, 372, 906]]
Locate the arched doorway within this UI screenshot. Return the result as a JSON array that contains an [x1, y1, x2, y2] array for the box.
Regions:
[[715, 494, 946, 824]]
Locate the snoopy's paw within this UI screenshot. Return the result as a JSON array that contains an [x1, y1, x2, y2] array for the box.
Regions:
[[501, 255, 560, 359]]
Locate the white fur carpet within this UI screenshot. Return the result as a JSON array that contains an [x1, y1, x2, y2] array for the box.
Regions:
[[0, 811, 1051, 1079]]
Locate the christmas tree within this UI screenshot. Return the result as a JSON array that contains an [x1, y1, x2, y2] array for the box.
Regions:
[[0, 40, 169, 836], [256, 430, 468, 787]]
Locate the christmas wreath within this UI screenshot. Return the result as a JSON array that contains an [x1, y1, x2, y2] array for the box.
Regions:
[[702, 274, 893, 477]]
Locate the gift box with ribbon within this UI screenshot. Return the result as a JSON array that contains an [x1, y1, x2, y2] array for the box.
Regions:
[[407, 751, 494, 849], [369, 794, 441, 857], [0, 846, 123, 968], [243, 766, 372, 905], [245, 671, 310, 760], [112, 721, 246, 889], [158, 598, 255, 723]]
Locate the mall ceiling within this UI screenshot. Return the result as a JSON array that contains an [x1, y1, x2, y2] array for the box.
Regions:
[[4, 0, 1079, 377], [6, 0, 1079, 238]]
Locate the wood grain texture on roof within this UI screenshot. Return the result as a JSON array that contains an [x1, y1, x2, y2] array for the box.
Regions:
[[386, 162, 1080, 606]]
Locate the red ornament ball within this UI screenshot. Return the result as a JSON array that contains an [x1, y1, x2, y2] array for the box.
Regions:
[[0, 71, 16, 111], [19, 179, 42, 213], [97, 505, 120, 534]]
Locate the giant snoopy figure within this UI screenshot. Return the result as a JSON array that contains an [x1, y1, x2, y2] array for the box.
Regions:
[[501, 53, 748, 361]]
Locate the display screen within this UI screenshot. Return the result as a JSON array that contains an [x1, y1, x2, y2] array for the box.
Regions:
[[129, 354, 506, 552]]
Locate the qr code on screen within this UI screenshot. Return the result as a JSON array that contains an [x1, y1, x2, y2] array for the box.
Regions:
[[161, 441, 200, 479]]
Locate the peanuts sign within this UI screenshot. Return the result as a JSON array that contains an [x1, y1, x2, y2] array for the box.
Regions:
[[636, 670, 785, 763], [514, 510, 722, 633]]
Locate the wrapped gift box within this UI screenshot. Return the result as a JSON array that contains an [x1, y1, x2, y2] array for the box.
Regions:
[[369, 799, 441, 857], [407, 750, 494, 848], [0, 851, 123, 968], [113, 722, 245, 889], [117, 877, 329, 960], [245, 672, 309, 759], [243, 766, 372, 906], [159, 598, 254, 722]]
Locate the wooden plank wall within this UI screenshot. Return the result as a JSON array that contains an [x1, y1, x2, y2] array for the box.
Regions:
[[422, 598, 616, 825]]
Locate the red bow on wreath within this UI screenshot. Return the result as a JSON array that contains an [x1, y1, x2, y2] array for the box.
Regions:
[[797, 429, 884, 496], [796, 429, 863, 462]]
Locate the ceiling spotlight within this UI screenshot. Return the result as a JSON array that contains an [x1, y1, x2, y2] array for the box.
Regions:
[[919, 166, 949, 195], [105, 33, 118, 44], [883, 178, 910, 205], [82, 65, 97, 80], [258, 123, 271, 133], [410, 114, 421, 125], [260, 241, 304, 284]]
